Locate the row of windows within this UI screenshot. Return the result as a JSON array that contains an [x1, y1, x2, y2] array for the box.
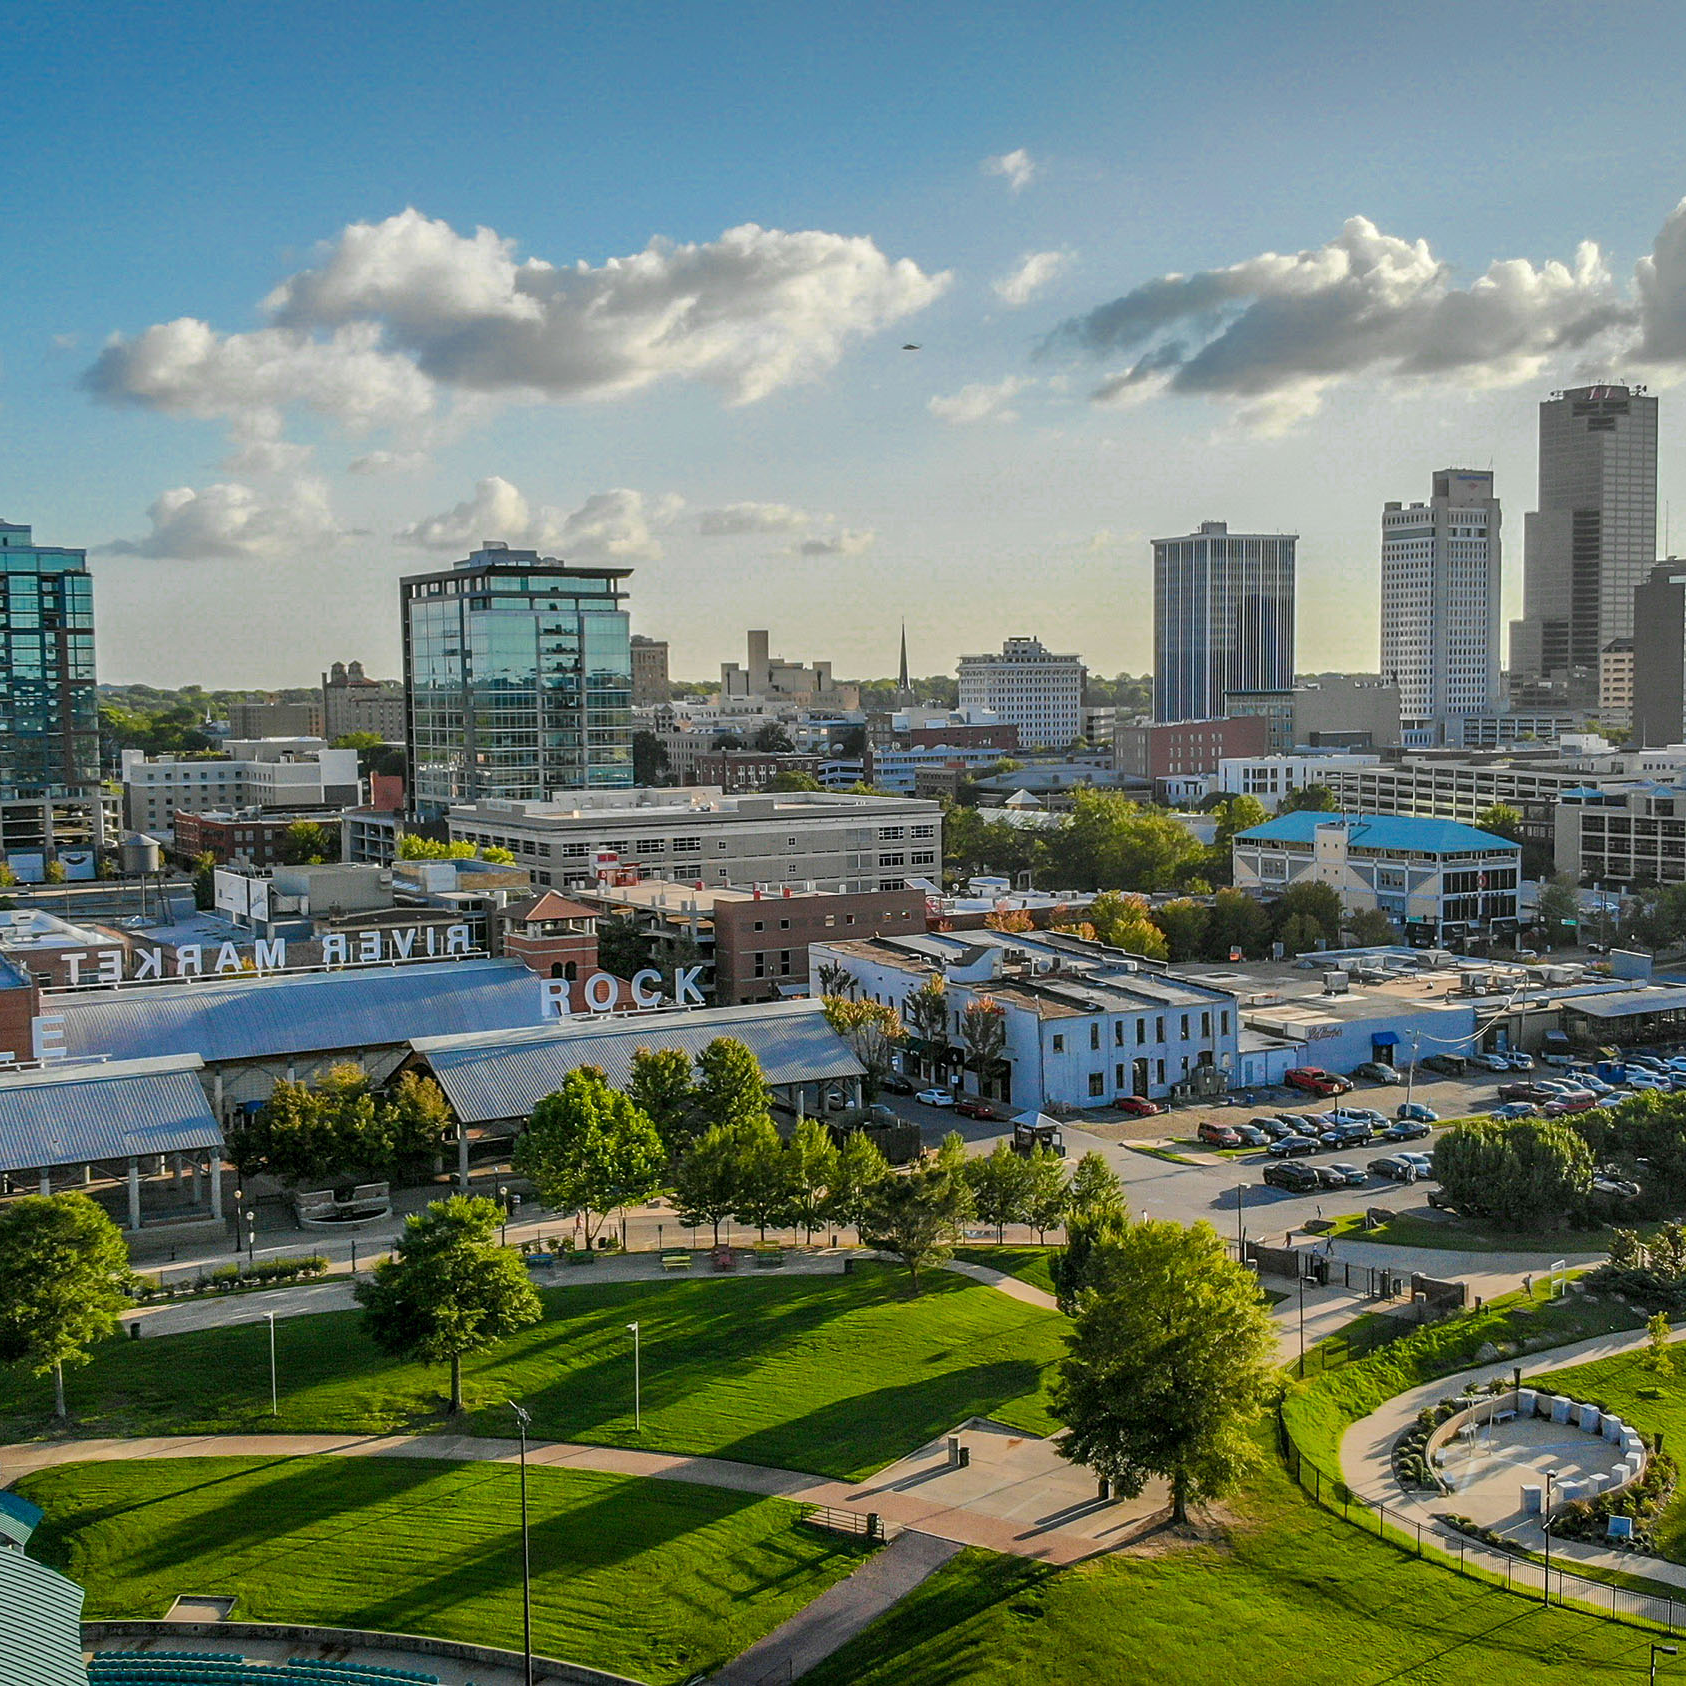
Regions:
[[1049, 1006, 1230, 1052]]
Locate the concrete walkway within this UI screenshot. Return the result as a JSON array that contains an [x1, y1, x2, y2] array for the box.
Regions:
[[709, 1530, 962, 1686], [1337, 1322, 1686, 1589]]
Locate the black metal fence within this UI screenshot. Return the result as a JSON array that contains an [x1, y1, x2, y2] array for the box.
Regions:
[[1277, 1409, 1686, 1634]]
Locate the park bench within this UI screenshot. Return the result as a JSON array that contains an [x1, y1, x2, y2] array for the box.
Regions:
[[661, 1251, 692, 1271], [563, 1247, 599, 1266], [754, 1246, 785, 1269]]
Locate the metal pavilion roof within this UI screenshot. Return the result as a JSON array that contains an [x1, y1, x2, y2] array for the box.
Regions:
[[48, 958, 548, 1066], [412, 997, 865, 1125], [0, 1054, 222, 1174]]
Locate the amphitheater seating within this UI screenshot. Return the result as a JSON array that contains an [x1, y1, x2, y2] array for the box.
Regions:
[[89, 1652, 437, 1686]]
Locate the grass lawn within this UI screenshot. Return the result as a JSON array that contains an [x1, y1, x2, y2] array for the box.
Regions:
[[1326, 1209, 1615, 1253], [1284, 1285, 1647, 1470], [1529, 1338, 1686, 1561], [21, 1455, 863, 1686], [0, 1267, 1065, 1481], [798, 1450, 1666, 1686], [951, 1245, 1059, 1297]]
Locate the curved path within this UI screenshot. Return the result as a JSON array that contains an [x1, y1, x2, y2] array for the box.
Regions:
[[1336, 1322, 1685, 1588]]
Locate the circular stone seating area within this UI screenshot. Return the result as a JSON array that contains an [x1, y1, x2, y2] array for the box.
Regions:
[[89, 1654, 439, 1686]]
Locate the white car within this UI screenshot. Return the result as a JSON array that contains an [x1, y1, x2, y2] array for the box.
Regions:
[[1471, 1053, 1513, 1073], [1504, 1052, 1535, 1071], [916, 1088, 956, 1108]]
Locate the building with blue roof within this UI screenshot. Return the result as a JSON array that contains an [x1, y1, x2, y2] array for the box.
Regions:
[[1232, 812, 1520, 947]]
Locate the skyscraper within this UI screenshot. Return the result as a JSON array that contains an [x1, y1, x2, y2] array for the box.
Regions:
[[402, 540, 633, 819], [1380, 470, 1501, 740], [1631, 563, 1686, 746], [1152, 521, 1296, 724], [0, 521, 105, 875], [956, 636, 1085, 747], [1509, 384, 1658, 686]]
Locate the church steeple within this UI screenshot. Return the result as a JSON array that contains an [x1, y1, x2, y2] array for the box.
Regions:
[[898, 621, 910, 698]]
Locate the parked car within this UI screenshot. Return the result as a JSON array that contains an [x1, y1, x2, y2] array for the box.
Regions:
[[1424, 1053, 1468, 1076], [1398, 1151, 1435, 1178], [1498, 1080, 1557, 1103], [1286, 1066, 1354, 1097], [1354, 1061, 1402, 1084], [1503, 1051, 1536, 1071], [1263, 1160, 1321, 1193], [1197, 1120, 1244, 1148], [1592, 1170, 1642, 1200], [1273, 1112, 1307, 1131], [1317, 1161, 1368, 1188], [1489, 1101, 1540, 1121], [953, 1095, 997, 1119], [915, 1088, 955, 1108], [1395, 1102, 1439, 1123], [1230, 1123, 1270, 1147], [1252, 1116, 1296, 1140], [878, 1071, 916, 1096], [1626, 1070, 1673, 1093], [1117, 1095, 1167, 1117], [1382, 1118, 1432, 1142], [1320, 1121, 1375, 1148], [1332, 1107, 1387, 1127], [1544, 1094, 1598, 1116], [1367, 1155, 1419, 1183], [1267, 1134, 1320, 1159], [1471, 1052, 1513, 1073]]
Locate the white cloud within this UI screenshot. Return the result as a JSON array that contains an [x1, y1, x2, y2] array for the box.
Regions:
[[87, 209, 950, 439], [928, 376, 1028, 425], [992, 250, 1072, 307], [982, 149, 1037, 193], [220, 413, 315, 475], [796, 528, 875, 557], [348, 449, 430, 476], [1636, 196, 1686, 363], [696, 502, 812, 535], [396, 476, 670, 561], [103, 479, 341, 561], [1054, 213, 1643, 420]]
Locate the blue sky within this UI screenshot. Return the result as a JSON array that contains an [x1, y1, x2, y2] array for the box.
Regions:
[[7, 0, 1686, 685]]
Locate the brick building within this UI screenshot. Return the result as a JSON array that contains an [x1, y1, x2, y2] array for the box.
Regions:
[[1114, 714, 1269, 781]]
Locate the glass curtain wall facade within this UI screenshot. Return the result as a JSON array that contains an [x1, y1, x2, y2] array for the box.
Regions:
[[403, 544, 633, 818], [1153, 522, 1297, 723]]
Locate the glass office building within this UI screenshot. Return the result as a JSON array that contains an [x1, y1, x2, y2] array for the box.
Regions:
[[402, 541, 634, 818], [0, 522, 105, 873]]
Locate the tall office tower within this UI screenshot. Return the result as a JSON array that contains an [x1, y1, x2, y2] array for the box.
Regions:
[[1631, 564, 1686, 746], [1380, 469, 1502, 741], [402, 540, 634, 819], [629, 635, 670, 707], [956, 636, 1085, 748], [1509, 384, 1658, 687], [1152, 521, 1296, 723], [0, 521, 105, 875]]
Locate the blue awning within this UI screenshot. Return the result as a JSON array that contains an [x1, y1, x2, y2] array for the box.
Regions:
[[1371, 1031, 1400, 1047]]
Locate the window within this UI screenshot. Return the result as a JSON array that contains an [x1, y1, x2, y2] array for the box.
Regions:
[[1052, 1034, 1065, 1053], [1221, 1010, 1230, 1036], [673, 836, 701, 853], [780, 950, 793, 975], [753, 919, 764, 931], [1155, 1017, 1165, 1042], [1156, 1059, 1166, 1086], [1089, 1023, 1100, 1050], [1180, 1014, 1189, 1040], [880, 853, 905, 867], [1201, 1011, 1211, 1038], [1114, 1022, 1124, 1045], [1116, 1064, 1127, 1087], [1136, 1017, 1146, 1044], [879, 825, 905, 840], [911, 851, 936, 866], [912, 824, 935, 839], [1089, 1072, 1105, 1097], [779, 918, 790, 929]]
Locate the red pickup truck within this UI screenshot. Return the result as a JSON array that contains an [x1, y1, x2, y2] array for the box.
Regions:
[[1285, 1066, 1352, 1098]]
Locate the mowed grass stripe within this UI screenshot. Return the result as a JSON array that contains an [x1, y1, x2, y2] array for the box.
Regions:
[[0, 1268, 1066, 1479], [23, 1455, 868, 1686]]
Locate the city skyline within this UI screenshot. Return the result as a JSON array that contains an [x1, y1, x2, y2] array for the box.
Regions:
[[7, 3, 1686, 688]]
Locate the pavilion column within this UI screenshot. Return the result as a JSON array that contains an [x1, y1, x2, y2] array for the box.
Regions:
[[126, 1158, 141, 1232], [189, 1158, 200, 1202], [457, 1126, 470, 1192], [209, 1156, 224, 1221], [39, 1167, 50, 1196]]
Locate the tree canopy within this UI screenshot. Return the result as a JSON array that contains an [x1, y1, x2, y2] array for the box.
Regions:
[[858, 1156, 974, 1293], [1432, 1116, 1594, 1228]]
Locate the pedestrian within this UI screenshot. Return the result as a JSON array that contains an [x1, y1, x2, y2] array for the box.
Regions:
[[1316, 1203, 1323, 1220], [1524, 1273, 1533, 1299], [1324, 1236, 1334, 1257]]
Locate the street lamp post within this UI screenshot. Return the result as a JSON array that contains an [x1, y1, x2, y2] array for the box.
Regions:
[[245, 1207, 256, 1266], [499, 1184, 510, 1248], [1235, 1183, 1245, 1254], [1653, 1643, 1678, 1684], [1298, 1271, 1306, 1377], [1542, 1468, 1557, 1604], [265, 1310, 277, 1416], [627, 1321, 641, 1432], [508, 1401, 533, 1686], [1402, 1031, 1422, 1112], [233, 1186, 244, 1260]]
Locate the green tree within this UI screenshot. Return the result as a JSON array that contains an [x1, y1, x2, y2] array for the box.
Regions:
[[958, 998, 1009, 1095], [1067, 1151, 1125, 1220], [786, 1118, 840, 1240], [1210, 793, 1269, 853], [902, 975, 950, 1064], [1280, 783, 1338, 814], [632, 730, 670, 785], [1053, 1218, 1277, 1524], [1052, 1206, 1130, 1314], [1477, 803, 1525, 844], [695, 1037, 774, 1133], [355, 1195, 541, 1413], [822, 996, 904, 1102], [1647, 1310, 1675, 1375], [1022, 1146, 1071, 1243], [965, 1140, 1033, 1242], [397, 834, 480, 860], [671, 1125, 741, 1246], [627, 1047, 700, 1152], [1152, 898, 1209, 962], [595, 913, 653, 978], [858, 1160, 975, 1294], [514, 1068, 666, 1245], [0, 1193, 133, 1419], [1054, 789, 1204, 892], [1086, 891, 1170, 960], [384, 1071, 455, 1172], [752, 722, 795, 752], [1276, 912, 1324, 957], [765, 770, 821, 792], [191, 850, 218, 910], [1431, 1116, 1593, 1228], [1537, 875, 1581, 950], [829, 1128, 891, 1232], [1274, 880, 1344, 946], [1202, 887, 1273, 961], [731, 1114, 795, 1239], [1345, 906, 1397, 947]]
